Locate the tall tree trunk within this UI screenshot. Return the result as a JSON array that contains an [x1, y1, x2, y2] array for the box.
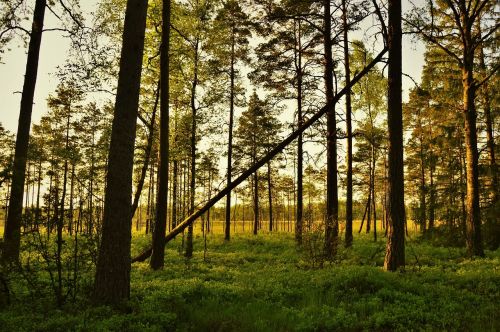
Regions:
[[2, 0, 46, 264], [295, 19, 304, 245], [186, 39, 200, 258], [342, 0, 353, 247], [324, 0, 339, 258], [384, 0, 405, 271], [419, 118, 427, 233], [171, 160, 178, 228], [151, 0, 171, 270], [462, 64, 483, 256], [93, 0, 148, 305], [131, 84, 159, 217], [225, 25, 236, 241]]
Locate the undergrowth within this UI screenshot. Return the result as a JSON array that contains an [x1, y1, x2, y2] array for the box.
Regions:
[[0, 231, 499, 331]]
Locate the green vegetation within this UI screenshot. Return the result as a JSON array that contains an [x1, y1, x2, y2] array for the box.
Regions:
[[1, 231, 499, 331]]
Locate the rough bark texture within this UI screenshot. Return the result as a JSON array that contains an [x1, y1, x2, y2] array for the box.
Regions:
[[151, 0, 171, 270], [383, 0, 405, 271], [342, 0, 353, 247], [2, 0, 46, 264], [324, 0, 339, 258], [295, 19, 303, 246], [93, 0, 148, 304], [462, 66, 483, 257]]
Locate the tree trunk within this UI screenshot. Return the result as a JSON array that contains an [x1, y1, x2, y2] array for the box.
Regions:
[[267, 162, 273, 231], [131, 84, 159, 217], [93, 0, 148, 305], [186, 38, 200, 258], [225, 25, 236, 241], [342, 0, 353, 247], [2, 0, 46, 264], [295, 20, 304, 246], [384, 0, 405, 271], [462, 64, 483, 257], [253, 171, 259, 235], [324, 0, 339, 258], [151, 0, 171, 270], [428, 164, 435, 231]]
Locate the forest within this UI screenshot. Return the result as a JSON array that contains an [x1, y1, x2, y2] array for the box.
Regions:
[[0, 0, 498, 330]]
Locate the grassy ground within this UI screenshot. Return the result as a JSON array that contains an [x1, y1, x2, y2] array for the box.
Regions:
[[1, 225, 499, 331]]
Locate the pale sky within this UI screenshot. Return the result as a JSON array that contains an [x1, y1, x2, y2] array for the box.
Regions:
[[0, 0, 425, 134]]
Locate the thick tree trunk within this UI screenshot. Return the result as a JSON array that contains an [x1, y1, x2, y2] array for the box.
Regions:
[[150, 0, 171, 270], [462, 65, 483, 257], [295, 19, 304, 245], [324, 0, 339, 258], [93, 0, 148, 305], [2, 0, 46, 264], [384, 0, 405, 271]]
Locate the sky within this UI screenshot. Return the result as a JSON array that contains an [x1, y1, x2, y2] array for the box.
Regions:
[[0, 0, 426, 134]]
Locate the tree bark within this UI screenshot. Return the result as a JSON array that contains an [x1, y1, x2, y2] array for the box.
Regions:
[[462, 65, 483, 256], [384, 0, 405, 271], [295, 19, 304, 245], [93, 0, 148, 305], [225, 25, 236, 241], [253, 171, 259, 235], [2, 0, 46, 264], [324, 0, 339, 258], [151, 0, 171, 270], [342, 0, 353, 247], [186, 38, 200, 258], [267, 162, 273, 231]]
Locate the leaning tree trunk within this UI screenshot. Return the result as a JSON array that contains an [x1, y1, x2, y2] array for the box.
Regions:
[[2, 0, 46, 264], [150, 0, 171, 270], [324, 0, 339, 258], [93, 0, 148, 305], [384, 0, 405, 271], [130, 48, 388, 263]]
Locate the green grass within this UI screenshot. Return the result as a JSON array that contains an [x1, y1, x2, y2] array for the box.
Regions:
[[1, 231, 499, 331]]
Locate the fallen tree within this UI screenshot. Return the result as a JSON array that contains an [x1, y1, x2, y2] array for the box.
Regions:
[[132, 46, 388, 263]]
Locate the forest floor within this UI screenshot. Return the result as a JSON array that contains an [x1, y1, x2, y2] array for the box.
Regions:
[[0, 224, 499, 331]]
